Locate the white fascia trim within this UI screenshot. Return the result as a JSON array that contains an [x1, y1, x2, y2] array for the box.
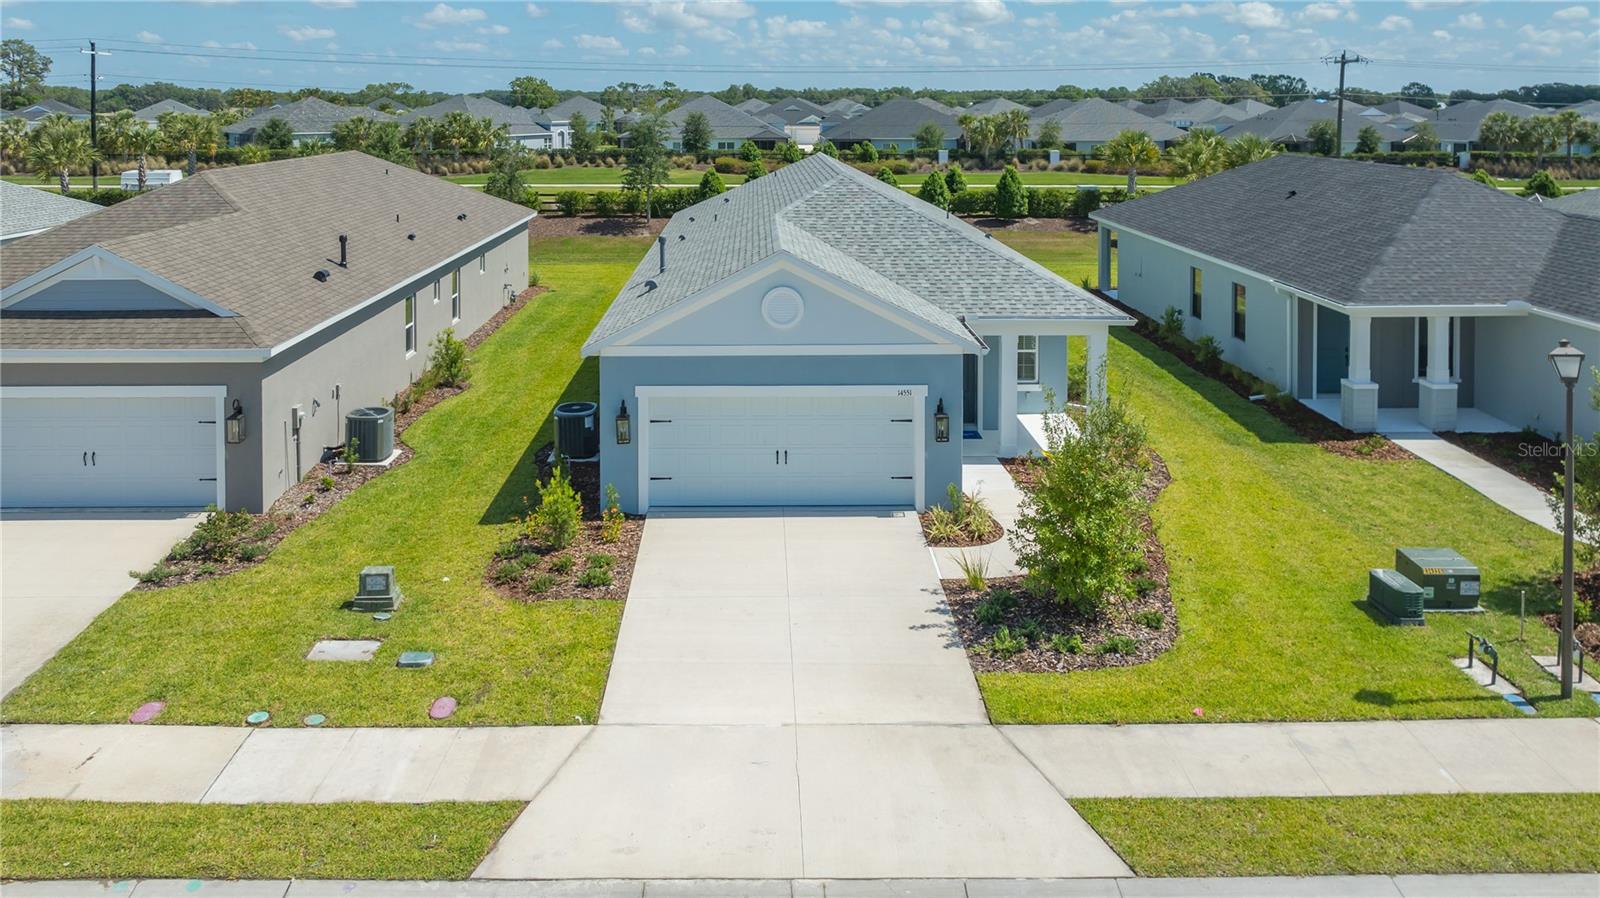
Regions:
[[1516, 302, 1600, 333], [601, 343, 961, 357], [1270, 281, 1527, 319], [1102, 221, 1280, 283], [1, 245, 240, 318], [0, 348, 269, 364], [584, 252, 977, 356], [636, 384, 929, 398], [265, 215, 533, 358], [970, 316, 1135, 334]]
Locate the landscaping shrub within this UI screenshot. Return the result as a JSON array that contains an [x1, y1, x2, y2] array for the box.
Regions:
[[956, 551, 990, 592], [1097, 634, 1139, 655], [924, 506, 964, 543], [1067, 187, 1102, 218], [528, 464, 582, 550], [995, 165, 1028, 219], [171, 506, 256, 563], [712, 156, 747, 175], [591, 191, 619, 217], [950, 188, 995, 216], [696, 168, 726, 201], [987, 626, 1026, 658], [1012, 392, 1150, 617], [648, 187, 699, 218], [917, 171, 951, 208], [1027, 187, 1072, 219], [555, 190, 589, 217], [1156, 307, 1186, 345], [1049, 633, 1084, 654], [426, 327, 469, 388], [875, 166, 900, 187], [1192, 335, 1223, 374], [1521, 169, 1564, 198], [1135, 610, 1165, 629], [945, 164, 968, 195], [601, 484, 624, 544], [64, 187, 136, 207]]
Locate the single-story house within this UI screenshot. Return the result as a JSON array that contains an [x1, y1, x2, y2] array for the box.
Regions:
[[1027, 98, 1187, 151], [819, 98, 868, 120], [734, 98, 771, 114], [0, 99, 90, 129], [649, 95, 790, 152], [758, 96, 828, 149], [1544, 188, 1600, 220], [401, 95, 553, 149], [963, 97, 1029, 117], [1426, 98, 1542, 155], [823, 97, 962, 151], [0, 182, 101, 244], [1219, 97, 1414, 155], [582, 154, 1131, 514], [1092, 155, 1600, 438], [223, 97, 385, 147], [0, 152, 532, 511], [132, 99, 204, 122], [1371, 99, 1435, 123], [537, 95, 607, 146]]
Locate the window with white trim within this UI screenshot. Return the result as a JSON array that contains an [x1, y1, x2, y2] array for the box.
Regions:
[[478, 254, 486, 274], [403, 294, 416, 354], [432, 279, 441, 304], [1232, 283, 1246, 341], [1190, 267, 1203, 319], [1016, 335, 1039, 384], [451, 269, 461, 322]]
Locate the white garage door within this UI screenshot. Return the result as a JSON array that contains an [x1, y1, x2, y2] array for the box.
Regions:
[[1, 392, 220, 508], [644, 391, 918, 508]]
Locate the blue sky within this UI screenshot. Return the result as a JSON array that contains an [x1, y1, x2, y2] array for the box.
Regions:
[[4, 1, 1596, 97]]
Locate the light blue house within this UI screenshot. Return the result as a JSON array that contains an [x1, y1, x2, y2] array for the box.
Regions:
[[1092, 155, 1600, 438], [582, 154, 1131, 513]]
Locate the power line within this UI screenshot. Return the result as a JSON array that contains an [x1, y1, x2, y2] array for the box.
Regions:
[[1323, 50, 1370, 150]]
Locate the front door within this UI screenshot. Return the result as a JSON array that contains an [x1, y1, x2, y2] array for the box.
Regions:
[[962, 355, 979, 427]]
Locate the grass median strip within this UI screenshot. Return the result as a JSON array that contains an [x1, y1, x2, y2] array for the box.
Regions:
[[0, 799, 524, 881], [1075, 794, 1600, 877]]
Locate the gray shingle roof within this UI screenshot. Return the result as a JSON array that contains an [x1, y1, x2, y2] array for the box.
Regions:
[[1, 152, 533, 352], [0, 181, 101, 241], [1546, 188, 1600, 221], [1218, 97, 1411, 145], [964, 98, 1028, 116], [9, 99, 89, 121], [760, 96, 827, 125], [584, 155, 1126, 353], [664, 95, 788, 143], [735, 99, 771, 114], [1092, 154, 1599, 324], [543, 95, 606, 123], [400, 95, 549, 137], [1426, 98, 1539, 143], [1029, 98, 1188, 143], [820, 99, 867, 117], [131, 99, 204, 121], [222, 96, 381, 138], [822, 97, 961, 143]]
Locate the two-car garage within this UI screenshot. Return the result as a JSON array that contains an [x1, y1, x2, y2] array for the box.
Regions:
[[0, 387, 224, 509]]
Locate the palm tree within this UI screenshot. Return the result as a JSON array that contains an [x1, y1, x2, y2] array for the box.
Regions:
[[1551, 109, 1589, 162], [1477, 111, 1522, 160], [332, 115, 375, 151], [26, 115, 99, 193], [404, 115, 436, 162], [0, 116, 29, 168], [160, 113, 219, 175], [958, 114, 999, 163], [998, 108, 1031, 153], [1170, 127, 1224, 181], [1223, 132, 1278, 169], [123, 122, 160, 191], [1099, 129, 1160, 193], [440, 110, 474, 161], [97, 109, 139, 163]]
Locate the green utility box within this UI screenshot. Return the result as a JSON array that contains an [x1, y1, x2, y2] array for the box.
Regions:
[[352, 565, 402, 613], [1395, 548, 1481, 611], [1369, 568, 1426, 626]]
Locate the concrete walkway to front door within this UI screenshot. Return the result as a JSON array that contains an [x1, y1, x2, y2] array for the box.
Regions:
[[600, 508, 986, 725], [1383, 434, 1557, 534]]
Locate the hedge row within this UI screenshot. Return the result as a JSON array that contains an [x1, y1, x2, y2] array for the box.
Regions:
[[543, 183, 1139, 220]]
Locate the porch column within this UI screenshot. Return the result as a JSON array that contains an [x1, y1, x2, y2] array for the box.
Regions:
[[999, 333, 1019, 456], [1086, 328, 1109, 403], [1096, 227, 1112, 293], [1340, 313, 1378, 432], [1418, 314, 1458, 432]]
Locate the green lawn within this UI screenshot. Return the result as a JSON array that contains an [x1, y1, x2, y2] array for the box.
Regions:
[[1077, 794, 1600, 877], [0, 236, 654, 727], [0, 800, 522, 881], [984, 230, 1594, 723]]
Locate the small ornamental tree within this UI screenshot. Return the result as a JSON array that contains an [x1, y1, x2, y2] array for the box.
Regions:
[[1354, 124, 1381, 155], [1011, 389, 1150, 618], [875, 165, 899, 187], [917, 170, 951, 208], [855, 141, 879, 162], [256, 117, 294, 150], [815, 139, 839, 158], [696, 167, 726, 200], [679, 110, 712, 156], [622, 114, 670, 222], [1035, 119, 1063, 150], [945, 163, 968, 194], [913, 120, 946, 151], [528, 463, 582, 551], [1521, 169, 1564, 198], [994, 165, 1028, 218], [1307, 119, 1339, 156], [778, 141, 803, 163]]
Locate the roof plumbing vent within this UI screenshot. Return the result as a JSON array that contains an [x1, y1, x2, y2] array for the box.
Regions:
[[457, 213, 468, 221], [338, 234, 348, 268], [314, 269, 331, 282], [657, 235, 667, 274]]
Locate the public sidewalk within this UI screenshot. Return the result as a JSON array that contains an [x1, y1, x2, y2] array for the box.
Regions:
[[1383, 434, 1555, 533], [5, 874, 1599, 897]]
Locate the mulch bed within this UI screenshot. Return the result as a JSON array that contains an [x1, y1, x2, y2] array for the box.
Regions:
[[130, 285, 547, 590], [942, 452, 1177, 673], [1443, 431, 1564, 491], [1538, 615, 1600, 666], [527, 215, 667, 239], [1105, 294, 1413, 462], [919, 515, 1003, 547], [968, 216, 1097, 233], [485, 460, 644, 603]]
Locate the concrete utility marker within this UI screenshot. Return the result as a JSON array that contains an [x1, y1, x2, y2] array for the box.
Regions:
[[5, 874, 1600, 897]]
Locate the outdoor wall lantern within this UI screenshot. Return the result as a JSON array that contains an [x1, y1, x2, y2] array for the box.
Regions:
[[615, 400, 632, 445], [934, 398, 950, 443], [224, 399, 246, 444]]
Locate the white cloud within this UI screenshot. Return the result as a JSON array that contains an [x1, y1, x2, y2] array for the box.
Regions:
[[310, 0, 357, 7], [575, 33, 624, 51], [280, 25, 336, 41], [525, 2, 546, 17], [432, 38, 486, 51], [1298, 0, 1356, 23], [1430, 28, 1452, 41], [136, 30, 164, 43], [665, 43, 691, 56], [203, 39, 258, 50], [477, 23, 509, 34], [1404, 0, 1476, 8], [415, 3, 486, 28], [959, 0, 1012, 24], [1378, 14, 1413, 31], [1552, 5, 1591, 21], [540, 37, 564, 49], [1222, 2, 1287, 30], [3, 17, 33, 30], [616, 1, 752, 37], [1454, 11, 1484, 28], [1517, 21, 1588, 56], [764, 15, 832, 38]]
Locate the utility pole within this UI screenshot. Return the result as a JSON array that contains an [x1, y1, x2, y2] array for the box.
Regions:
[[80, 42, 111, 189], [1322, 50, 1368, 156]]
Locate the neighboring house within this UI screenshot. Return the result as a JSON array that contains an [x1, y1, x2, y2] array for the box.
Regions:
[[1372, 99, 1435, 122], [401, 95, 553, 149], [1, 99, 90, 129], [1028, 98, 1187, 151], [131, 99, 204, 122], [734, 98, 771, 114], [0, 181, 100, 244], [581, 154, 1131, 514], [1427, 98, 1541, 155], [758, 96, 828, 148], [1092, 155, 1600, 438], [819, 98, 868, 119], [366, 97, 409, 114], [823, 97, 962, 150], [0, 152, 533, 512], [1218, 97, 1412, 154], [1544, 188, 1600, 221], [655, 95, 790, 152], [963, 97, 1028, 117], [222, 97, 384, 147]]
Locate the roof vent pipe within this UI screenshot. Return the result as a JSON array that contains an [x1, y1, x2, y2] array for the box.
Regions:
[[657, 235, 667, 274], [338, 234, 348, 267]]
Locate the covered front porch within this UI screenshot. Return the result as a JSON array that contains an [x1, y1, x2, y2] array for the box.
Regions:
[[959, 320, 1122, 457]]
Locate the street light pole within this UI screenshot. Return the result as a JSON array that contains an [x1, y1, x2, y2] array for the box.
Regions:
[[1548, 338, 1585, 700]]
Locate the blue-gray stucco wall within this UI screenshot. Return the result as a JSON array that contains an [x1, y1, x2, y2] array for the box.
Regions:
[[979, 335, 1067, 430], [598, 354, 964, 513]]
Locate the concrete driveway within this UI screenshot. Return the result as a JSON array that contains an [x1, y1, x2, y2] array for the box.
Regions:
[[0, 510, 201, 697]]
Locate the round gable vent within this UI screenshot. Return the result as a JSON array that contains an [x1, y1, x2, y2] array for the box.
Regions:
[[761, 287, 805, 329]]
